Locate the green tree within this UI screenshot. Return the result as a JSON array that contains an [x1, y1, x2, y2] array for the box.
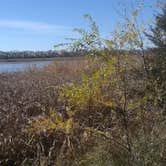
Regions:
[[147, 4, 166, 52], [146, 4, 166, 110], [146, 4, 166, 81]]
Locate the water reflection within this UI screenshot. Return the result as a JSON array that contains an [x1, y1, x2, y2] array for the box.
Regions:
[[0, 61, 51, 73]]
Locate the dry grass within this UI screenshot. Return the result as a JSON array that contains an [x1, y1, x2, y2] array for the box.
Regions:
[[0, 56, 165, 166], [0, 59, 88, 141]]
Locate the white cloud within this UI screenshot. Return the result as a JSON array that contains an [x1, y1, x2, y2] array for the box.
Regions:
[[0, 19, 72, 34]]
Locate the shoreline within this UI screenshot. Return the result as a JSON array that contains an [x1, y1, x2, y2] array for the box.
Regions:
[[0, 56, 86, 62]]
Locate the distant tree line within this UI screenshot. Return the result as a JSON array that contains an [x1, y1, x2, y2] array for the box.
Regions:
[[0, 50, 84, 59], [0, 49, 156, 60]]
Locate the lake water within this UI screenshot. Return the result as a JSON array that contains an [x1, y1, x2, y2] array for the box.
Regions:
[[0, 61, 51, 73]]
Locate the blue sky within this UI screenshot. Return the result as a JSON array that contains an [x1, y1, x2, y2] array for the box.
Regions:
[[0, 0, 158, 51]]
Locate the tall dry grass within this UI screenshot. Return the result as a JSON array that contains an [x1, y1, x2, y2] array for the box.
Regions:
[[0, 56, 165, 166], [0, 58, 90, 165]]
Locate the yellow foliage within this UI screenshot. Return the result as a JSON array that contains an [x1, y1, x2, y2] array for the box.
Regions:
[[27, 109, 74, 135], [58, 57, 115, 116]]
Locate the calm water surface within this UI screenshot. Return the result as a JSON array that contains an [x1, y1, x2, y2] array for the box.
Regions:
[[0, 61, 51, 73]]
